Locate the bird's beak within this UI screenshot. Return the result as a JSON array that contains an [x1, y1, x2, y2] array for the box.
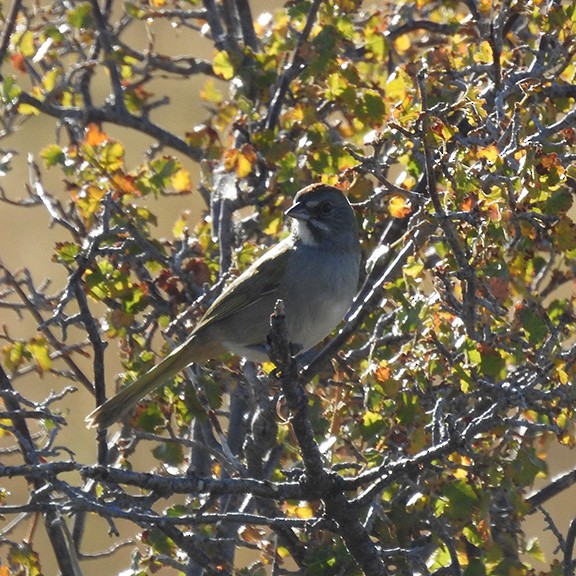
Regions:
[[285, 201, 309, 221]]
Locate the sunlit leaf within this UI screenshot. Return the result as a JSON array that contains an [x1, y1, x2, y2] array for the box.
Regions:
[[142, 528, 176, 555], [41, 144, 65, 167], [8, 543, 41, 576], [27, 336, 52, 372], [388, 194, 411, 218], [111, 171, 138, 196], [171, 168, 192, 193], [84, 123, 108, 146], [67, 2, 94, 29], [200, 79, 223, 104], [213, 50, 235, 80], [477, 145, 499, 163], [17, 102, 40, 115]]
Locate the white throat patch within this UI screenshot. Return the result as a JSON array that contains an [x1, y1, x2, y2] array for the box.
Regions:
[[294, 219, 330, 246], [294, 219, 317, 246]]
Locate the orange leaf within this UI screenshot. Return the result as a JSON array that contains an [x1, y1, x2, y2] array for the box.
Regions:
[[85, 123, 108, 146], [388, 194, 412, 218], [374, 362, 391, 382], [223, 149, 239, 172], [111, 172, 138, 196], [461, 195, 477, 212], [240, 143, 257, 163], [238, 525, 265, 544], [486, 203, 501, 221], [10, 53, 27, 73], [539, 152, 560, 169]]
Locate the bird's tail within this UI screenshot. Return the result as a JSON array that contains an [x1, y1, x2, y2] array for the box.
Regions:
[[85, 337, 199, 428]]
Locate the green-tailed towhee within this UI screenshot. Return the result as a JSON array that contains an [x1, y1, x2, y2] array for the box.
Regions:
[[86, 183, 361, 428]]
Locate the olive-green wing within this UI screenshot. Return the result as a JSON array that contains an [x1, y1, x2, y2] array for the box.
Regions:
[[195, 239, 293, 331]]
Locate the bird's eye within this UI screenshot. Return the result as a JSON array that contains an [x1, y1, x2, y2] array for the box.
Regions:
[[318, 201, 333, 216]]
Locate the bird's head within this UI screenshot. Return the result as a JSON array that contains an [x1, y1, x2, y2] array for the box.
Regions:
[[285, 184, 359, 250]]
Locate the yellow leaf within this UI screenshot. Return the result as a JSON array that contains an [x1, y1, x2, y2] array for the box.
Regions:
[[223, 147, 255, 178], [42, 69, 60, 91], [200, 79, 223, 104], [171, 168, 192, 193], [17, 102, 40, 115], [385, 68, 412, 102], [403, 257, 424, 278], [394, 34, 411, 53], [473, 40, 493, 63], [3, 341, 28, 371], [172, 210, 191, 237], [28, 336, 51, 372], [477, 144, 499, 163], [236, 153, 253, 178], [18, 30, 36, 57], [100, 141, 125, 171], [557, 365, 569, 385], [282, 500, 315, 519], [295, 504, 315, 519], [263, 215, 282, 235], [213, 51, 234, 80]]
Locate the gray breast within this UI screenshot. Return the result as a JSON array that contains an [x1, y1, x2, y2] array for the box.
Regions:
[[279, 244, 360, 351]]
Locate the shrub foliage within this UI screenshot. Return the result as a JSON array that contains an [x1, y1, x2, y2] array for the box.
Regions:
[[1, 0, 576, 574]]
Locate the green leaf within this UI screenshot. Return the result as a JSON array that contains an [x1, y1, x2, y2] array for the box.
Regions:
[[148, 157, 180, 191], [438, 480, 479, 522], [0, 76, 21, 105], [67, 2, 94, 29], [511, 447, 547, 485], [142, 528, 176, 555], [360, 91, 386, 121], [468, 345, 505, 378], [545, 188, 573, 215], [464, 558, 487, 576], [518, 306, 548, 345], [480, 347, 505, 378], [553, 217, 576, 251], [41, 144, 65, 167], [366, 31, 387, 59], [133, 400, 165, 431], [123, 1, 145, 19], [152, 440, 185, 466], [361, 410, 385, 439]]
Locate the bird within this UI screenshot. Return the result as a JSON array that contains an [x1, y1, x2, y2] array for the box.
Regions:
[[86, 183, 361, 428]]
